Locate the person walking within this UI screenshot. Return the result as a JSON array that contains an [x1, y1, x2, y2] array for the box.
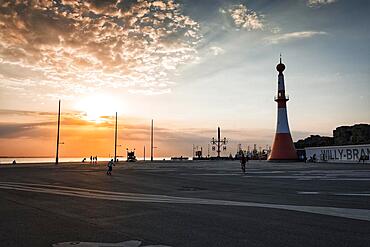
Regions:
[[107, 159, 115, 175], [240, 153, 247, 174]]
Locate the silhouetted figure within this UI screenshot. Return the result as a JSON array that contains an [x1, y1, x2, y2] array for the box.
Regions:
[[240, 153, 247, 174], [95, 156, 98, 163], [107, 159, 114, 175], [90, 156, 92, 163], [12, 160, 16, 165], [82, 158, 86, 163], [359, 155, 369, 164]]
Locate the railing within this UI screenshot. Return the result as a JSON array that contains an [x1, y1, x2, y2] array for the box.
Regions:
[[274, 94, 289, 101]]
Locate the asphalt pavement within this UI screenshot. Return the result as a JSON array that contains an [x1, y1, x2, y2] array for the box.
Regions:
[[0, 160, 369, 247]]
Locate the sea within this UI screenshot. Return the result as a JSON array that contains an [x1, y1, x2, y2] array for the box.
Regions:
[[0, 157, 175, 164]]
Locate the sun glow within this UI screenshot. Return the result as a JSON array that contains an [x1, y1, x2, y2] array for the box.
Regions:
[[75, 95, 121, 123]]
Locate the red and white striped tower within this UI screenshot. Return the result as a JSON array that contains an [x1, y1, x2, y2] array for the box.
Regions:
[[268, 56, 298, 161]]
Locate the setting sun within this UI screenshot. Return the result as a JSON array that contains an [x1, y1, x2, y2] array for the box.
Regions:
[[75, 95, 121, 123]]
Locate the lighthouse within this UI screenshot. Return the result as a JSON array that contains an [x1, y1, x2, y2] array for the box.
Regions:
[[268, 56, 298, 161]]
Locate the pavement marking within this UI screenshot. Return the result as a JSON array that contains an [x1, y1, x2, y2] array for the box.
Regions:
[[298, 191, 370, 196], [297, 192, 320, 195], [1, 182, 370, 222], [181, 169, 370, 181], [187, 173, 241, 176], [52, 240, 171, 247], [325, 178, 370, 181], [334, 193, 370, 197]]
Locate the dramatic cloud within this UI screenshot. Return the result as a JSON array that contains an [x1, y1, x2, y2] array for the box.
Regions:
[[0, 0, 201, 95], [265, 31, 327, 44], [224, 4, 264, 31], [307, 0, 337, 7]]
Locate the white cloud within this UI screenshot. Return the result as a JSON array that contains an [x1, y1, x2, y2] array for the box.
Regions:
[[209, 46, 225, 56], [265, 31, 327, 44], [224, 4, 264, 31], [0, 0, 202, 96], [307, 0, 337, 7]]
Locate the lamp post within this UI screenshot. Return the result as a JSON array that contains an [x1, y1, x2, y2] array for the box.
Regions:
[[114, 112, 118, 162], [150, 119, 154, 162], [55, 100, 61, 165]]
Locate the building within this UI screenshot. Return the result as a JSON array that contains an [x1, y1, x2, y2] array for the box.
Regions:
[[295, 124, 370, 153], [333, 124, 370, 145]]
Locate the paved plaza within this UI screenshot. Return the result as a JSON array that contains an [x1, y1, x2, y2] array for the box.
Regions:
[[0, 161, 369, 246]]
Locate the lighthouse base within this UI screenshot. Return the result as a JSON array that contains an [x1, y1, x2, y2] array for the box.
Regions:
[[268, 133, 298, 161]]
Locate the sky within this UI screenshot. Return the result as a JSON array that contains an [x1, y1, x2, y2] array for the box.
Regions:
[[0, 0, 369, 158]]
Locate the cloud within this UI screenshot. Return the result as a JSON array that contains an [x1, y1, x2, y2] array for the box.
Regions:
[[0, 122, 54, 138], [265, 31, 327, 44], [223, 4, 264, 31], [209, 46, 225, 56], [307, 0, 337, 7], [0, 0, 201, 96]]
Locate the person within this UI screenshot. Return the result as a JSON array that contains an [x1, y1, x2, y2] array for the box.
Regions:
[[107, 159, 115, 175], [240, 153, 247, 174], [90, 156, 93, 163], [82, 158, 86, 163], [12, 160, 16, 165], [95, 156, 98, 164], [359, 155, 369, 164]]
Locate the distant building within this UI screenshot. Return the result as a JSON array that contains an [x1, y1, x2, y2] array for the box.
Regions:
[[295, 124, 370, 149], [295, 135, 334, 149], [333, 124, 370, 145]]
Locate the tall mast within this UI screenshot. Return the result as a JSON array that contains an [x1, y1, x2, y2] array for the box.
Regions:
[[55, 99, 61, 165], [150, 119, 154, 162], [114, 112, 117, 162], [210, 127, 228, 159], [217, 127, 221, 158]]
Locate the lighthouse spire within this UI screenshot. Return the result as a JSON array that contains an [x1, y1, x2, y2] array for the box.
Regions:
[[268, 56, 298, 161]]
